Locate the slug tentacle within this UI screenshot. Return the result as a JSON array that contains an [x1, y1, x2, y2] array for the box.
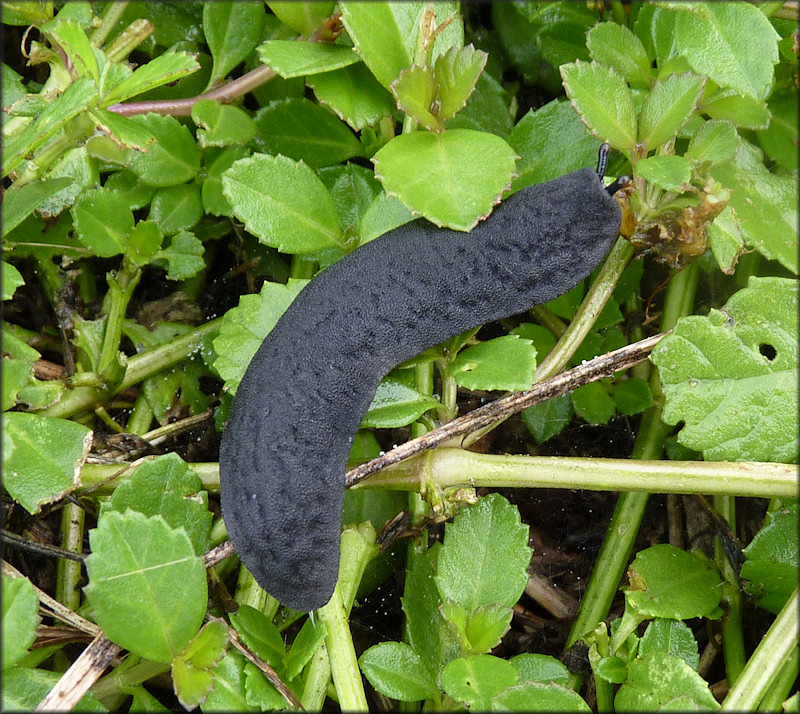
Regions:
[[220, 167, 622, 612]]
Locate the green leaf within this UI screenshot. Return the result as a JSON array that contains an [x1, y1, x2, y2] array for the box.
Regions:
[[104, 453, 212, 555], [212, 279, 308, 393], [101, 52, 201, 106], [361, 377, 441, 429], [373, 128, 516, 231], [191, 100, 256, 148], [252, 98, 365, 169], [129, 113, 201, 187], [2, 178, 75, 237], [707, 206, 745, 275], [700, 89, 771, 130], [203, 651, 256, 712], [638, 73, 705, 150], [257, 40, 359, 78], [741, 500, 799, 614], [172, 619, 229, 710], [285, 617, 327, 680], [267, 1, 334, 36], [204, 1, 266, 85], [222, 153, 343, 253], [757, 89, 798, 172], [451, 336, 537, 392], [84, 511, 207, 664], [44, 18, 98, 82], [615, 651, 719, 711], [586, 21, 652, 89], [243, 662, 286, 710], [2, 262, 25, 302], [612, 378, 653, 416], [435, 44, 488, 120], [686, 119, 739, 166], [2, 574, 40, 670], [318, 162, 382, 237], [202, 146, 251, 217], [392, 65, 441, 132], [509, 653, 570, 685], [2, 413, 91, 514], [359, 641, 439, 701], [444, 71, 513, 138], [441, 600, 513, 655], [2, 1, 53, 26], [104, 170, 156, 210], [229, 605, 286, 670], [71, 188, 135, 257], [158, 230, 206, 281], [674, 3, 779, 100], [359, 191, 414, 243], [441, 654, 518, 709], [126, 219, 163, 267], [149, 183, 204, 235], [492, 682, 592, 712], [340, 1, 464, 91], [711, 142, 797, 273], [636, 155, 693, 192], [651, 277, 798, 462], [572, 381, 616, 426], [521, 393, 573, 444], [560, 61, 637, 151], [596, 656, 628, 684], [625, 544, 724, 620], [436, 493, 531, 611], [639, 618, 700, 671], [1, 668, 104, 712], [508, 100, 601, 192], [308, 62, 395, 131]]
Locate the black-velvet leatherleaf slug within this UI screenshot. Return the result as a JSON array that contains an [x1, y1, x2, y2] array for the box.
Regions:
[[220, 161, 623, 612]]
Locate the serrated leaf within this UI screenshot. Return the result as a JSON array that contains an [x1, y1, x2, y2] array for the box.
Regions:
[[508, 99, 600, 192], [2, 574, 40, 670], [636, 155, 692, 192], [361, 377, 441, 429], [38, 146, 98, 217], [2, 262, 24, 301], [71, 188, 135, 257], [308, 62, 395, 131], [101, 52, 201, 106], [222, 153, 343, 253], [492, 681, 592, 712], [252, 98, 365, 169], [435, 44, 488, 120], [639, 618, 700, 671], [572, 381, 616, 426], [441, 654, 518, 709], [451, 336, 537, 392], [44, 18, 98, 82], [686, 119, 739, 166], [204, 2, 266, 86], [638, 73, 705, 150], [372, 128, 516, 231], [625, 544, 724, 620], [202, 145, 251, 217], [203, 651, 255, 712], [212, 278, 308, 393], [229, 605, 286, 671], [172, 620, 229, 710], [257, 40, 359, 78], [674, 3, 779, 100], [359, 642, 439, 701], [445, 70, 513, 138], [149, 184, 203, 235], [436, 493, 531, 611], [521, 393, 573, 444], [741, 500, 799, 614], [651, 276, 798, 461], [2, 178, 76, 237], [1, 669, 104, 712], [318, 162, 381, 236], [510, 653, 570, 685], [586, 21, 652, 89], [560, 61, 637, 151], [267, 1, 334, 36], [191, 99, 256, 148], [84, 511, 207, 663], [126, 219, 163, 268], [359, 191, 414, 243], [129, 113, 201, 187], [612, 378, 653, 416], [707, 205, 745, 275], [758, 90, 798, 172], [2, 412, 91, 514], [392, 65, 441, 132], [159, 230, 205, 281], [615, 652, 719, 711], [711, 141, 797, 273], [700, 89, 771, 130], [104, 453, 212, 555], [243, 662, 286, 710], [442, 600, 513, 655]]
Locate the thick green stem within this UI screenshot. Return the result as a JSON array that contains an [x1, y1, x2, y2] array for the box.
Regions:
[[758, 646, 799, 711], [89, 1, 130, 47], [98, 265, 141, 383], [55, 502, 84, 612]]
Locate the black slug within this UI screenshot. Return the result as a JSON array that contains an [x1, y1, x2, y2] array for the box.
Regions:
[[220, 160, 623, 612]]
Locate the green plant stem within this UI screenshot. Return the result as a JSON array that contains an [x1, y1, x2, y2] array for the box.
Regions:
[[565, 261, 700, 648], [233, 567, 268, 611], [714, 494, 745, 686], [608, 0, 629, 26], [125, 394, 153, 435], [38, 316, 222, 418], [89, 1, 130, 47], [98, 264, 141, 382], [722, 586, 799, 711], [104, 18, 153, 63], [92, 658, 171, 704], [758, 646, 799, 711], [55, 502, 84, 612], [81, 455, 795, 499], [301, 642, 332, 710]]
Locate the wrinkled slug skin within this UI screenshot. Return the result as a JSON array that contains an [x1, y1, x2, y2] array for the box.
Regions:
[[220, 168, 621, 611]]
